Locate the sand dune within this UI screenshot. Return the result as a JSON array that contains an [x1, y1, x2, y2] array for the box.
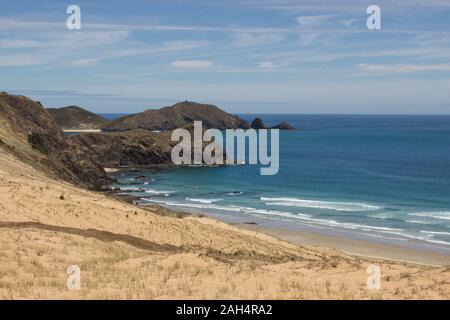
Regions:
[[0, 148, 449, 299]]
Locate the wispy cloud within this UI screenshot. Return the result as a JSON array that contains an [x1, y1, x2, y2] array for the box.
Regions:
[[232, 33, 284, 47], [68, 58, 100, 66], [297, 15, 332, 27], [170, 60, 214, 68], [357, 63, 450, 73], [0, 54, 47, 67], [0, 17, 294, 35], [257, 61, 276, 68], [0, 39, 43, 49], [339, 18, 359, 26], [0, 24, 208, 67], [257, 61, 290, 69], [298, 32, 321, 45]]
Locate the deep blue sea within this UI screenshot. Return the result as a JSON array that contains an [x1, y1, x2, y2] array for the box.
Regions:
[[107, 114, 450, 253]]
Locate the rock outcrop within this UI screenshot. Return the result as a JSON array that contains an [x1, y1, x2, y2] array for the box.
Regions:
[[250, 117, 268, 129], [47, 106, 109, 130], [103, 101, 249, 132], [271, 122, 295, 130]]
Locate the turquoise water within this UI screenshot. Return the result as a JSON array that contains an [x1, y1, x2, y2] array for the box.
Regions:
[[111, 115, 450, 253]]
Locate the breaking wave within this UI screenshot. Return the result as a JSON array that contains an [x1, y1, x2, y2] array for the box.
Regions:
[[261, 197, 380, 212], [408, 211, 450, 221], [185, 198, 222, 204]]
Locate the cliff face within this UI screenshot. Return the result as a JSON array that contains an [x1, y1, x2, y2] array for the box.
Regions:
[[47, 106, 109, 130], [66, 129, 174, 168], [103, 101, 250, 132], [0, 93, 108, 189]]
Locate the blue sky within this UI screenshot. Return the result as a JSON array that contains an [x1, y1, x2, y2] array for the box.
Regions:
[[1, 0, 450, 113]]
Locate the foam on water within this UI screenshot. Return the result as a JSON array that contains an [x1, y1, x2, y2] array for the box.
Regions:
[[261, 197, 380, 212], [408, 211, 450, 221], [142, 198, 395, 231], [420, 230, 450, 236], [185, 198, 222, 204], [139, 196, 450, 247], [142, 198, 313, 219], [145, 189, 175, 196]]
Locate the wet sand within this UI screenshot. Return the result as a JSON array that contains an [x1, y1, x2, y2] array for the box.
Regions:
[[240, 224, 450, 267]]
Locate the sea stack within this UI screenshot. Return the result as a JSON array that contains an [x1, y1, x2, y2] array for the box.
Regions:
[[250, 117, 268, 129]]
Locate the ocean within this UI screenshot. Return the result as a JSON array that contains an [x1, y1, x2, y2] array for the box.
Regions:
[[107, 114, 450, 253]]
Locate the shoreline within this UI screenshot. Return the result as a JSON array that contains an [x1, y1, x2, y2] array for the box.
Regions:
[[107, 171, 450, 267], [239, 223, 450, 267], [113, 192, 450, 267], [63, 129, 102, 133]]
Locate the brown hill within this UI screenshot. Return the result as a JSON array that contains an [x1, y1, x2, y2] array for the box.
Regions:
[[103, 101, 249, 132], [47, 106, 108, 130], [0, 92, 108, 189]]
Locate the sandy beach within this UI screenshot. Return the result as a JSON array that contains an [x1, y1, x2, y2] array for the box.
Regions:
[[0, 146, 449, 299]]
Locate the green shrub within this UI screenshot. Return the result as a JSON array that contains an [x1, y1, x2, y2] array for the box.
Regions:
[[27, 133, 48, 155]]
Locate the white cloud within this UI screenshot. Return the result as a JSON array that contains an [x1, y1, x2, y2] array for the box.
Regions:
[[0, 31, 130, 51], [257, 61, 290, 69], [170, 60, 214, 68], [0, 54, 46, 67], [68, 58, 100, 66], [0, 18, 60, 30], [257, 61, 276, 68], [297, 15, 331, 26], [357, 63, 450, 73], [298, 32, 321, 45], [232, 33, 284, 47], [339, 18, 359, 26]]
